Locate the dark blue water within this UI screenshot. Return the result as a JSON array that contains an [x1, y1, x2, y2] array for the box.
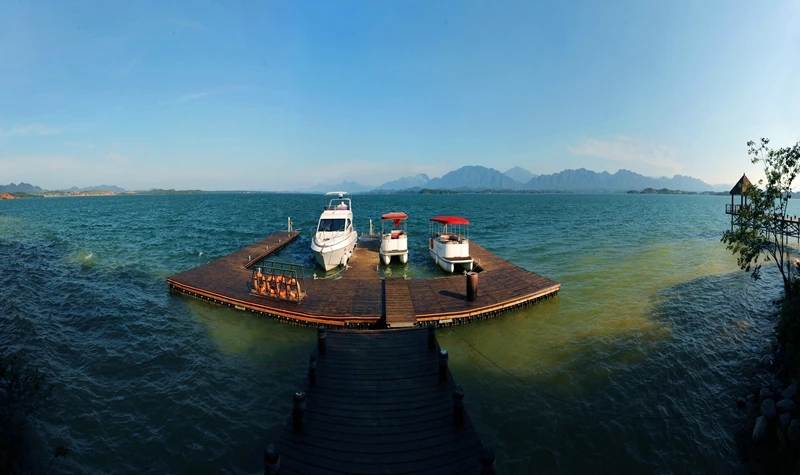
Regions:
[[0, 193, 784, 473]]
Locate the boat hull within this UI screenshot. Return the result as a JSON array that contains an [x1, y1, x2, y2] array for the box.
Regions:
[[429, 237, 473, 273], [380, 233, 408, 266], [311, 232, 358, 271]]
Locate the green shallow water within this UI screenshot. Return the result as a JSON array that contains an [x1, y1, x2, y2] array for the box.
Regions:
[[0, 193, 789, 473]]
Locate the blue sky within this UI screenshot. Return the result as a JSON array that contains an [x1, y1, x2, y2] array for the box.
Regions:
[[1, 0, 798, 191]]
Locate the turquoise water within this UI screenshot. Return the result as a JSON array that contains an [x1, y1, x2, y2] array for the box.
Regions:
[[0, 193, 786, 473]]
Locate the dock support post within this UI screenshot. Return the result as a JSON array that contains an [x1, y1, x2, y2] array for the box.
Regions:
[[308, 359, 317, 387], [428, 324, 436, 349], [292, 391, 305, 433], [317, 326, 326, 354], [263, 443, 280, 475], [479, 447, 496, 474], [439, 349, 449, 383], [453, 386, 465, 427]]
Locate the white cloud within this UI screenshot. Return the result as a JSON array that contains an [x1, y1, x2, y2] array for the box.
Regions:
[[0, 123, 61, 137], [168, 85, 251, 105], [172, 91, 212, 103], [567, 136, 682, 173], [64, 141, 95, 149], [107, 152, 129, 164]]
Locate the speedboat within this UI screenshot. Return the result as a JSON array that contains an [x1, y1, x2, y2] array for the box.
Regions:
[[310, 192, 358, 271], [379, 212, 409, 265], [429, 216, 473, 273]]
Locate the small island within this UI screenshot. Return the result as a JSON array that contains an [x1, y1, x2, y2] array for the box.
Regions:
[[627, 188, 728, 195]]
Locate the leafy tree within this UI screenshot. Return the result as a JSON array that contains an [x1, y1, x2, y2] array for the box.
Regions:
[[722, 138, 800, 296]]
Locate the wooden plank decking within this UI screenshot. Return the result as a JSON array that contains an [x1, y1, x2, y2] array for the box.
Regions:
[[384, 278, 416, 328], [272, 328, 489, 474], [167, 230, 559, 327]]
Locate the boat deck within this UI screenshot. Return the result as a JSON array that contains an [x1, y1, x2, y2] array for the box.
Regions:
[[167, 230, 560, 327], [270, 327, 490, 474]]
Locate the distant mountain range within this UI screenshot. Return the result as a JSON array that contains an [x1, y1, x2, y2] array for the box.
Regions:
[[3, 166, 730, 195], [60, 185, 127, 193], [0, 183, 127, 193], [306, 166, 727, 194], [523, 168, 720, 192], [378, 166, 725, 193], [0, 182, 45, 193]]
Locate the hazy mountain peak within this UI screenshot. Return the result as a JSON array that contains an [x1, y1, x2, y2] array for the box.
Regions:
[[426, 165, 521, 190], [376, 173, 430, 191], [503, 166, 536, 184]]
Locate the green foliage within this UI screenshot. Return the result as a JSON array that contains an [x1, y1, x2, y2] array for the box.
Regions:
[[722, 138, 800, 295], [779, 279, 800, 377]]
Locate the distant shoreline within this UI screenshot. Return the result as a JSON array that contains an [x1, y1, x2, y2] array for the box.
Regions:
[[1, 188, 731, 200]]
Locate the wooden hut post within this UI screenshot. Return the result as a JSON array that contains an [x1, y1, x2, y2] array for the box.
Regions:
[[453, 385, 465, 427], [292, 391, 306, 433], [428, 324, 436, 349], [317, 326, 327, 354], [263, 443, 280, 475], [439, 349, 449, 383]]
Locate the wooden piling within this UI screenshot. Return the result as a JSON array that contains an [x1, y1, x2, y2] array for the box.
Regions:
[[439, 349, 449, 383], [453, 385, 465, 427], [263, 444, 280, 475], [317, 326, 326, 354], [292, 391, 305, 433]]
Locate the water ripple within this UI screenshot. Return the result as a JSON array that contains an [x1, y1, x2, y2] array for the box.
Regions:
[[0, 193, 781, 473]]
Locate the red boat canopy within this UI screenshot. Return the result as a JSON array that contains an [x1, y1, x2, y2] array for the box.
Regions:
[[430, 216, 469, 225], [381, 212, 408, 220]]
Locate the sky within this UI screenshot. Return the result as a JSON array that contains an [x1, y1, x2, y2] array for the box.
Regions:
[[1, 0, 798, 191]]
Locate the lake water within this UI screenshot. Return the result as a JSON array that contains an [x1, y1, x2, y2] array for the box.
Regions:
[[0, 193, 787, 474]]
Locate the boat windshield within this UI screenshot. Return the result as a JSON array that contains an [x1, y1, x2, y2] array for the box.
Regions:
[[318, 218, 347, 232]]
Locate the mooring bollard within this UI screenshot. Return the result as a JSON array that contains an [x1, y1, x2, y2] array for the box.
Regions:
[[263, 443, 280, 475], [428, 324, 436, 349], [308, 360, 317, 387], [439, 349, 449, 383], [479, 447, 496, 474], [317, 325, 326, 354], [292, 391, 305, 433], [453, 385, 465, 427], [466, 271, 479, 302]]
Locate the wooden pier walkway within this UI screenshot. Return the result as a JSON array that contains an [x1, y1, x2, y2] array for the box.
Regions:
[[384, 278, 416, 328], [267, 327, 493, 474], [167, 230, 559, 327]]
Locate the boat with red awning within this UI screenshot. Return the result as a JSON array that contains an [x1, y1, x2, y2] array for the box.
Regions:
[[429, 216, 473, 273], [380, 211, 409, 265]]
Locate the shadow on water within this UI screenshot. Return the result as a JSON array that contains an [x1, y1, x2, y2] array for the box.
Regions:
[[438, 269, 780, 474]]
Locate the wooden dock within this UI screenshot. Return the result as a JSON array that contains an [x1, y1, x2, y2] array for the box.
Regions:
[[167, 230, 559, 327], [266, 327, 493, 474]]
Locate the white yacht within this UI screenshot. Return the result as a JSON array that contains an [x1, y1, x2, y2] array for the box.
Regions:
[[429, 215, 473, 273], [310, 192, 358, 271]]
